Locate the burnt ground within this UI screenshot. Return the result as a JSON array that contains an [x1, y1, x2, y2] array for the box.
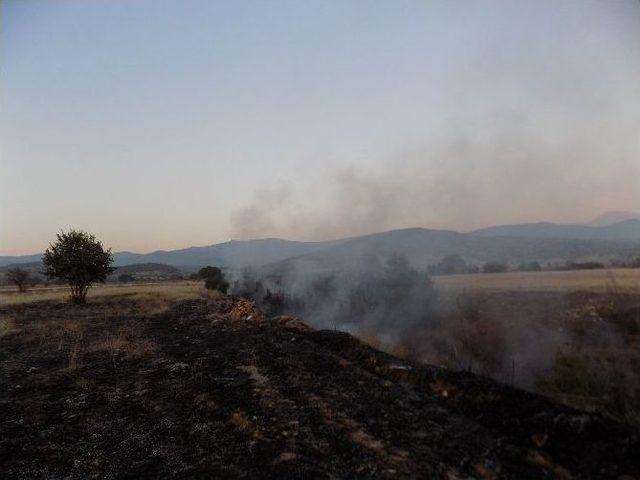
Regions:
[[1, 294, 639, 479]]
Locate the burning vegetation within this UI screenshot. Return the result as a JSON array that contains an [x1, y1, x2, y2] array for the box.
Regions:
[[228, 253, 640, 425], [1, 291, 639, 478]]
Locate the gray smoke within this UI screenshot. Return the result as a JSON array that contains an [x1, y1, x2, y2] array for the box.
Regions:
[[232, 119, 640, 240]]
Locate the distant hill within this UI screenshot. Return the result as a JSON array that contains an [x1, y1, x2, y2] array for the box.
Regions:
[[0, 254, 42, 268], [2, 223, 639, 274], [109, 263, 183, 281], [472, 219, 640, 242], [0, 261, 45, 286], [0, 261, 184, 284], [111, 238, 343, 271], [261, 227, 640, 277], [586, 211, 640, 227], [0, 238, 343, 270]]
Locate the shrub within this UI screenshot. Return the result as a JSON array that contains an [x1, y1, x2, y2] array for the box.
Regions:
[[482, 261, 508, 273], [6, 267, 30, 292], [428, 254, 470, 275], [42, 230, 114, 304], [540, 353, 640, 424], [198, 266, 222, 279], [562, 261, 605, 271], [517, 261, 542, 272], [201, 266, 229, 293], [118, 273, 135, 283]]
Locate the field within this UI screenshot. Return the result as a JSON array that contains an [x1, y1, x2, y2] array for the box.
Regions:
[[0, 281, 202, 306], [433, 267, 640, 292], [3, 267, 639, 306], [2, 268, 640, 426], [1, 282, 639, 478]]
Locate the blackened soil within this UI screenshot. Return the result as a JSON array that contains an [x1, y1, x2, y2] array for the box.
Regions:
[[1, 296, 638, 479]]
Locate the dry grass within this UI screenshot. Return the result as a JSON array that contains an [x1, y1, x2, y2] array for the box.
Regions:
[[90, 321, 156, 360], [0, 280, 202, 306], [434, 268, 640, 293], [0, 315, 19, 337], [0, 281, 219, 371]]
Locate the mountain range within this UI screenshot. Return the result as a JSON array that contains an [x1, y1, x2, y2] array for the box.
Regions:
[[2, 212, 639, 272], [472, 218, 640, 242]]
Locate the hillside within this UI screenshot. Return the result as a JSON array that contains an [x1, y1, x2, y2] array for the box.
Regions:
[[473, 219, 640, 242], [1, 294, 638, 478], [109, 263, 183, 281], [0, 238, 341, 270], [2, 224, 639, 273], [586, 211, 640, 227], [262, 228, 640, 277]]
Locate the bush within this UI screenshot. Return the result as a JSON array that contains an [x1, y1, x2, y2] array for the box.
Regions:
[[6, 267, 31, 292], [517, 261, 542, 272], [197, 266, 222, 279], [428, 254, 470, 275], [482, 261, 508, 273], [540, 353, 640, 424], [118, 273, 135, 283], [562, 261, 605, 271], [42, 230, 114, 304], [200, 266, 229, 293]]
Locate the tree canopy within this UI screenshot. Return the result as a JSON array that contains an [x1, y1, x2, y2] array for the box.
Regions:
[[42, 230, 114, 304]]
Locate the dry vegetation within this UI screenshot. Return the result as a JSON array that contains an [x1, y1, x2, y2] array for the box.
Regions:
[[433, 267, 640, 293], [1, 286, 638, 479], [359, 270, 640, 425], [0, 280, 202, 306], [1, 273, 640, 478]]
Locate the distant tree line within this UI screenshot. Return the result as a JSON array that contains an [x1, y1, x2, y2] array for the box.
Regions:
[[426, 255, 640, 276]]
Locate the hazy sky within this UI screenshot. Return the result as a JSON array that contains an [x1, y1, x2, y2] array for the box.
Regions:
[[2, 1, 639, 255]]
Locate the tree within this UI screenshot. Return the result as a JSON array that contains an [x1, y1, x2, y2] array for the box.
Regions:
[[429, 254, 469, 275], [42, 230, 114, 304], [517, 261, 542, 272], [200, 265, 229, 293], [118, 273, 135, 283], [7, 267, 30, 292], [197, 266, 222, 279], [482, 261, 508, 273]]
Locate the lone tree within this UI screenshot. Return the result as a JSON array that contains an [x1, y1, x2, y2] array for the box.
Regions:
[[7, 267, 30, 292], [199, 266, 229, 293], [42, 230, 114, 304]]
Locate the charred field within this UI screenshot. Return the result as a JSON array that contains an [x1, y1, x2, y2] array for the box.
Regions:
[[1, 289, 639, 479]]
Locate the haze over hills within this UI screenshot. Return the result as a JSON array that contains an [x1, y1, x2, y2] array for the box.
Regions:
[[2, 214, 639, 272], [473, 219, 640, 242], [108, 238, 345, 271], [586, 211, 640, 227], [0, 239, 344, 271], [261, 227, 640, 278]]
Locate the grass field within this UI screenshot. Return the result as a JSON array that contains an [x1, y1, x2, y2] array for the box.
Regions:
[[3, 267, 639, 306], [0, 280, 203, 306], [2, 269, 640, 424], [2, 285, 637, 477], [433, 267, 640, 293]]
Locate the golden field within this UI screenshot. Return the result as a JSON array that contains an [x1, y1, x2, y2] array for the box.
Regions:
[[2, 268, 640, 306], [0, 281, 203, 306], [433, 267, 640, 293]]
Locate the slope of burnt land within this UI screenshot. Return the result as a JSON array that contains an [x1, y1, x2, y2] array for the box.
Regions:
[[0, 295, 638, 479]]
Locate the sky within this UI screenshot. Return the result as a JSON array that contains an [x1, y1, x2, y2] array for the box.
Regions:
[[1, 0, 639, 255]]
